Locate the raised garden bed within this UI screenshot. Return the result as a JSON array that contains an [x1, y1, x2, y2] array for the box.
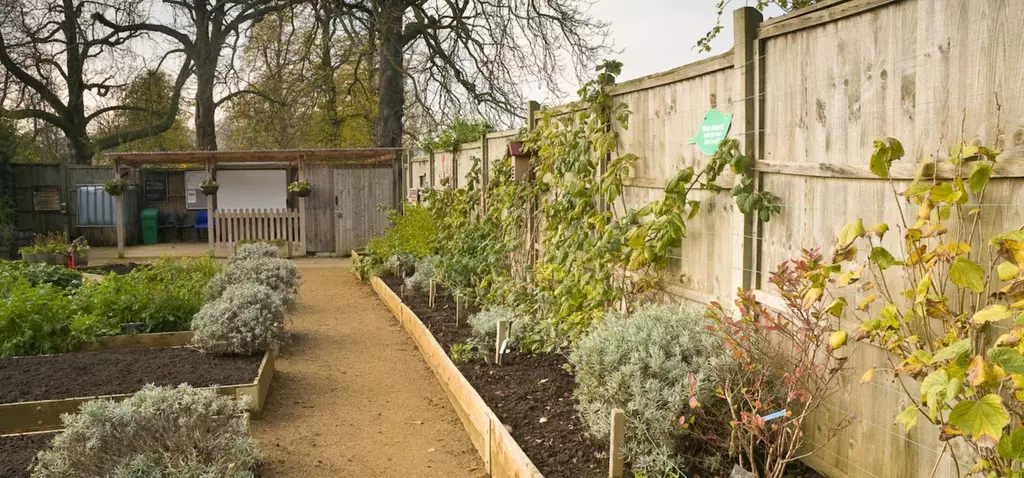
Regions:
[[0, 347, 274, 434], [77, 330, 194, 352], [375, 276, 608, 478], [0, 431, 56, 478], [77, 262, 141, 275]]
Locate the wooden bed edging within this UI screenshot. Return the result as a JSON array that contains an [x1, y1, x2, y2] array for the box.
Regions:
[[370, 277, 543, 478], [0, 349, 275, 435], [77, 331, 195, 351]]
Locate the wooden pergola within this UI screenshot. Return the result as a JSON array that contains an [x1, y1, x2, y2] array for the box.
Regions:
[[108, 148, 403, 259]]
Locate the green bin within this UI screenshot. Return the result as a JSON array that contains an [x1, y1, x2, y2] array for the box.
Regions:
[[141, 208, 160, 245]]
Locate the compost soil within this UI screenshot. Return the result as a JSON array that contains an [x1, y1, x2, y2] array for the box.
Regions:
[[0, 348, 262, 404], [383, 276, 608, 478], [0, 433, 53, 478]]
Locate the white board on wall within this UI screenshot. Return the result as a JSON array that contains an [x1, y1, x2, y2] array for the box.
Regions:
[[217, 170, 288, 211]]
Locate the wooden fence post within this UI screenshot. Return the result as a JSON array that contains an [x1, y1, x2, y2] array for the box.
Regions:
[[732, 7, 763, 295], [609, 408, 625, 478], [429, 279, 436, 309]]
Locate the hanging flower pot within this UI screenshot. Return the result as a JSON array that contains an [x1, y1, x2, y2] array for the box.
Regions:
[[103, 177, 128, 196], [508, 140, 530, 158], [200, 178, 219, 195], [288, 180, 312, 198]]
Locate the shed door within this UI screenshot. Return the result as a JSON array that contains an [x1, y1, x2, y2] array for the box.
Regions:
[[334, 167, 393, 255]]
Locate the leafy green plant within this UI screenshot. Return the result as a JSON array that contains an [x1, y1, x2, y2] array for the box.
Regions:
[[571, 304, 731, 475], [33, 384, 261, 478], [404, 255, 440, 293], [0, 282, 100, 357], [192, 283, 286, 354], [822, 139, 1024, 475], [420, 117, 493, 154], [468, 307, 518, 348], [449, 342, 480, 363], [0, 261, 83, 290], [356, 205, 437, 278], [287, 179, 312, 196]]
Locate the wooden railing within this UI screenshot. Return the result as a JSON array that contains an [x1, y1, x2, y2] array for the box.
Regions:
[[213, 208, 305, 257]]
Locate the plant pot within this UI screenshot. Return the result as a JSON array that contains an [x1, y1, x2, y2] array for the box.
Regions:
[[200, 184, 219, 195], [294, 188, 311, 198], [508, 141, 528, 157], [74, 250, 89, 267], [51, 252, 69, 266], [24, 252, 45, 264]]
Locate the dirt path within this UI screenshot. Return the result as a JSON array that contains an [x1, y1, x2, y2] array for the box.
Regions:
[[251, 259, 484, 478]]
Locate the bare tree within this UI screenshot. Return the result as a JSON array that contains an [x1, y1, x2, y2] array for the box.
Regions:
[[95, 0, 297, 151], [0, 0, 191, 164], [333, 0, 610, 147]]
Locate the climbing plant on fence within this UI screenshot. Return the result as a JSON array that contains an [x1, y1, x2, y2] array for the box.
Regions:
[[423, 60, 781, 351], [800, 138, 1024, 476]]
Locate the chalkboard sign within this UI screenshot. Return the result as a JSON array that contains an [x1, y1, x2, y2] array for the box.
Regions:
[[33, 186, 62, 211], [144, 172, 167, 202]]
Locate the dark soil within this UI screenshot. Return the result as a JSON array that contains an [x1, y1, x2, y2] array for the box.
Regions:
[[78, 262, 140, 275], [0, 433, 54, 478], [0, 348, 263, 404], [383, 277, 607, 478]]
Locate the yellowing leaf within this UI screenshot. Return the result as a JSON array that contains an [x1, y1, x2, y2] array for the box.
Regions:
[[973, 305, 1013, 325], [825, 298, 847, 318], [915, 273, 932, 303], [930, 339, 972, 364], [948, 394, 1008, 447], [968, 355, 989, 387], [860, 368, 875, 384], [895, 405, 919, 433], [858, 293, 877, 311], [836, 219, 866, 249], [829, 330, 848, 350], [803, 287, 823, 310], [998, 262, 1020, 281], [950, 257, 985, 293], [867, 223, 889, 239]]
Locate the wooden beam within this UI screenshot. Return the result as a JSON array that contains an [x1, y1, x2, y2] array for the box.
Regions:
[[733, 7, 762, 293], [298, 155, 307, 256], [113, 162, 125, 259], [755, 158, 1024, 180], [206, 158, 214, 255], [609, 408, 626, 478], [607, 51, 734, 96], [757, 0, 900, 40]]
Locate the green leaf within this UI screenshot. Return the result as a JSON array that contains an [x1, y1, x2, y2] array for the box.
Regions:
[[997, 429, 1024, 460], [930, 183, 956, 202], [869, 247, 900, 270], [921, 369, 962, 420], [915, 272, 932, 303], [950, 257, 985, 293], [686, 200, 701, 220], [948, 394, 1008, 446], [931, 339, 972, 364], [825, 298, 847, 318], [895, 405, 919, 433], [836, 219, 866, 248], [973, 305, 1013, 325], [988, 348, 1024, 375], [998, 262, 1020, 281], [970, 161, 994, 193]]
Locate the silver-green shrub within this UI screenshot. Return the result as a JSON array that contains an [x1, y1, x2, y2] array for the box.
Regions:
[[206, 256, 300, 306], [570, 304, 729, 475], [33, 384, 260, 478], [233, 241, 279, 261], [468, 307, 517, 347], [404, 255, 439, 293], [192, 283, 285, 354]]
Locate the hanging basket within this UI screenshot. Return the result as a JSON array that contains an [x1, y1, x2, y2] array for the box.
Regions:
[[103, 179, 128, 196], [200, 181, 219, 196], [288, 180, 312, 198]]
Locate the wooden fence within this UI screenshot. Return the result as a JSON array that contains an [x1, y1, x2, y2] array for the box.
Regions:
[[407, 1, 1024, 476], [212, 208, 305, 257]]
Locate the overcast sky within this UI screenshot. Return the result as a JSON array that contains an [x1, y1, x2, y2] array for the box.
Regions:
[[523, 0, 787, 104]]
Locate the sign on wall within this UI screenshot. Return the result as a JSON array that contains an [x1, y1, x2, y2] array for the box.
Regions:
[[33, 186, 62, 211], [687, 109, 733, 155], [144, 172, 167, 202], [184, 170, 208, 210]]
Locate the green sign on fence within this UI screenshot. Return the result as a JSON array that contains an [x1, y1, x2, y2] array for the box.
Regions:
[[687, 109, 733, 155]]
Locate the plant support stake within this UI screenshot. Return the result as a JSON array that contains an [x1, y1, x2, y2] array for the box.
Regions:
[[428, 280, 436, 309], [455, 294, 461, 327], [609, 408, 625, 477], [495, 320, 509, 365]]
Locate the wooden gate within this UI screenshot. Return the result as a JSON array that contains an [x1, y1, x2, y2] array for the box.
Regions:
[[334, 166, 393, 254], [213, 208, 305, 257]]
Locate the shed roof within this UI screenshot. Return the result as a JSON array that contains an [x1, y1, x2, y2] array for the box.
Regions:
[[109, 148, 402, 166]]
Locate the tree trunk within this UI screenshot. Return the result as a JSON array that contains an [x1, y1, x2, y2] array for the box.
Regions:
[[375, 0, 404, 148], [316, 1, 342, 147], [194, 66, 218, 151], [68, 135, 92, 165]]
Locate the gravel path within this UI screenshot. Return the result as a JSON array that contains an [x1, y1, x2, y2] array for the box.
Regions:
[[251, 259, 484, 477]]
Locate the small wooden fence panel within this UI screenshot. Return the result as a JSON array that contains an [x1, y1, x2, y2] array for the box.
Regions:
[[213, 208, 305, 257]]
